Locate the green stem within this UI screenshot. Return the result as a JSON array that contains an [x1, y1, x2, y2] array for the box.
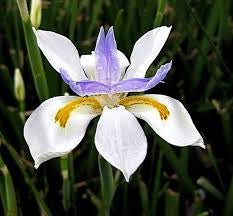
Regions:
[[0, 153, 18, 216], [69, 0, 78, 41], [223, 175, 233, 216], [87, 0, 103, 37], [19, 100, 25, 123], [98, 154, 115, 216], [197, 176, 224, 200], [60, 154, 71, 211], [16, 0, 49, 101], [153, 0, 167, 27], [165, 189, 180, 216], [13, 2, 22, 68], [1, 135, 52, 216], [206, 145, 225, 191], [157, 139, 195, 193], [150, 151, 163, 216], [16, 0, 29, 22]]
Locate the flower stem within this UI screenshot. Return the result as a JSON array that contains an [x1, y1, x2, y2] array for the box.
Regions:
[[0, 153, 18, 216], [165, 189, 180, 216], [68, 0, 78, 41], [98, 154, 115, 216], [60, 153, 76, 212], [153, 0, 167, 27], [16, 0, 29, 22], [150, 150, 163, 216], [16, 0, 49, 101], [1, 134, 52, 216]]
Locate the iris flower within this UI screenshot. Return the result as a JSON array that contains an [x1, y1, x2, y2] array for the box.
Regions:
[[24, 26, 205, 181]]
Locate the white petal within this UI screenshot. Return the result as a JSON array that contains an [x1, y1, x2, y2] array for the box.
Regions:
[[80, 52, 96, 80], [24, 96, 98, 168], [128, 94, 205, 148], [80, 50, 129, 80], [95, 106, 147, 181], [124, 26, 172, 79], [33, 28, 87, 81], [117, 50, 130, 77]]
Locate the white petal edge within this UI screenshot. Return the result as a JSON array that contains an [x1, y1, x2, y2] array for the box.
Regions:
[[33, 28, 87, 81], [95, 106, 147, 182], [124, 26, 172, 79], [127, 94, 205, 148], [80, 50, 129, 80], [24, 96, 98, 168]]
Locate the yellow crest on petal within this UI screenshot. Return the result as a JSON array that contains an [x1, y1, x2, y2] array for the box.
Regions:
[[119, 96, 170, 120], [55, 97, 102, 128]]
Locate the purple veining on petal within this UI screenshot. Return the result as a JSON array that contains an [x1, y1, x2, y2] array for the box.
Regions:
[[110, 61, 172, 94], [94, 26, 120, 85], [105, 27, 120, 83], [94, 27, 107, 83], [69, 80, 110, 96]]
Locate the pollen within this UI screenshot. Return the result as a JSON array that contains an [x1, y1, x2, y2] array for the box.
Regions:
[[119, 96, 170, 120], [55, 97, 102, 128]]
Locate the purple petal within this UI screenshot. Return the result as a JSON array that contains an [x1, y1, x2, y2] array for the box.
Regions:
[[94, 27, 106, 83], [105, 27, 120, 82], [60, 67, 110, 96], [146, 60, 172, 89], [94, 26, 120, 85], [110, 78, 150, 93], [69, 80, 110, 96], [60, 68, 72, 84], [111, 61, 172, 94]]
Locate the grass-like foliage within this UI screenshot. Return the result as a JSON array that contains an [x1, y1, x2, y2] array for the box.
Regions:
[[0, 0, 232, 215]]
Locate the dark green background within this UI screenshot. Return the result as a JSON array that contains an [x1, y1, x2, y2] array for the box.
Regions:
[[0, 0, 232, 215]]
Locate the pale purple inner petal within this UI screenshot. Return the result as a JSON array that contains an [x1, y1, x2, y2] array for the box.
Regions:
[[105, 27, 120, 82], [60, 68, 110, 96], [94, 26, 120, 85], [110, 61, 172, 94], [60, 56, 171, 96], [60, 68, 72, 84], [69, 80, 110, 96]]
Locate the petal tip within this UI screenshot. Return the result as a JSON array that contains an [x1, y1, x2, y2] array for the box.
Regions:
[[108, 26, 114, 31], [34, 163, 40, 169], [160, 25, 172, 32], [123, 171, 130, 182], [192, 138, 205, 149], [99, 26, 105, 34], [199, 142, 206, 149]]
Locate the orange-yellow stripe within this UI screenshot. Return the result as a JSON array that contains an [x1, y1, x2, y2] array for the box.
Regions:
[[119, 96, 170, 120], [55, 97, 102, 128]]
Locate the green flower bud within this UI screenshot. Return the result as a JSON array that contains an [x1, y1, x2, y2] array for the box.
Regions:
[[14, 68, 25, 102], [30, 0, 42, 29]]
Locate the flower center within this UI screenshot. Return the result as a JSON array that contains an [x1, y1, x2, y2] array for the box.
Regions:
[[94, 93, 127, 108], [55, 95, 169, 128]]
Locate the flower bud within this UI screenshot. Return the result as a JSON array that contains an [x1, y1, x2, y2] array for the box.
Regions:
[[14, 68, 25, 102], [30, 0, 42, 29]]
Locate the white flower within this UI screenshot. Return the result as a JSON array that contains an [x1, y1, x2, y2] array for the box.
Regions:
[[24, 26, 205, 182]]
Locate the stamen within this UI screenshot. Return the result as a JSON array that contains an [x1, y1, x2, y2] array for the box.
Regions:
[[119, 96, 170, 120], [55, 97, 102, 128]]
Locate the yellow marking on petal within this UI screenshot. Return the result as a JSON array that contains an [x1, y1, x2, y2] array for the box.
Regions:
[[119, 96, 170, 120], [55, 97, 102, 128]]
